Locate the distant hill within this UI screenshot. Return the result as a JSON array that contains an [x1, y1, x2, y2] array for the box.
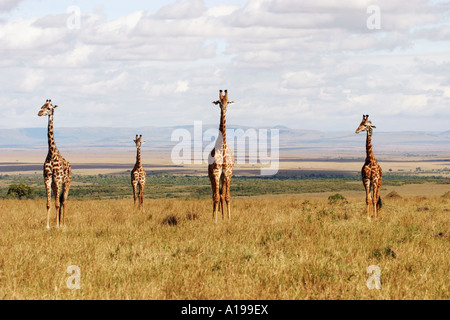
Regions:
[[1, 125, 449, 154]]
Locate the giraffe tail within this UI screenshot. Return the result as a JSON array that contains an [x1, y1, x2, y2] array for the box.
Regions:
[[377, 197, 382, 211]]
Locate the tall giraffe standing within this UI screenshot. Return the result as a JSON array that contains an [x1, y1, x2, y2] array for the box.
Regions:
[[355, 115, 382, 220], [38, 99, 72, 229], [131, 134, 146, 211], [208, 89, 235, 221]]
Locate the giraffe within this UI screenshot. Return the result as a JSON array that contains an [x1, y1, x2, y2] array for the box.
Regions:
[[131, 134, 146, 211], [38, 99, 72, 229], [355, 115, 382, 220], [208, 89, 235, 221]]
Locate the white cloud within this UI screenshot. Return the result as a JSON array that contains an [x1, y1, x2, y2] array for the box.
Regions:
[[175, 80, 189, 93], [157, 0, 206, 20], [401, 95, 428, 113], [206, 4, 240, 18], [0, 0, 24, 12], [0, 17, 65, 51], [282, 71, 324, 89], [20, 69, 44, 92], [0, 0, 449, 131]]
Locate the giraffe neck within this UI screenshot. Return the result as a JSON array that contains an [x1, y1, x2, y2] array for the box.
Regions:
[[365, 129, 375, 162], [47, 112, 58, 155], [219, 109, 227, 147], [136, 146, 142, 167]]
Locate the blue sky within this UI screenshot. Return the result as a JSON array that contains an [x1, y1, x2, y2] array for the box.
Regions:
[[0, 0, 449, 132]]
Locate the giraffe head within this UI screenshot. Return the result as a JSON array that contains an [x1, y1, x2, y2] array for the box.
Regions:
[[38, 99, 58, 117], [355, 114, 376, 134], [212, 89, 234, 113], [134, 135, 145, 148]]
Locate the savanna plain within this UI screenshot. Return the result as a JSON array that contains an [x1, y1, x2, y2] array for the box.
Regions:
[[0, 150, 449, 300]]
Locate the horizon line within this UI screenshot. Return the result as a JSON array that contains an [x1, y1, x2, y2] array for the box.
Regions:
[[1, 125, 449, 134]]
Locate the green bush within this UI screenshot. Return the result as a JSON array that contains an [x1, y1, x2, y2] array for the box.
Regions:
[[328, 193, 346, 204], [7, 183, 34, 199]]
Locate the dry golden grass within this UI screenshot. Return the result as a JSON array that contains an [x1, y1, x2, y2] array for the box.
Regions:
[[0, 195, 448, 300]]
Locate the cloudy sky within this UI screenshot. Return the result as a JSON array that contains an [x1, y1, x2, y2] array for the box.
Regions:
[[1, 0, 449, 132]]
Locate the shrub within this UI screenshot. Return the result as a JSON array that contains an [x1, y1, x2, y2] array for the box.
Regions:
[[7, 183, 34, 199], [328, 193, 346, 203], [386, 191, 401, 198]]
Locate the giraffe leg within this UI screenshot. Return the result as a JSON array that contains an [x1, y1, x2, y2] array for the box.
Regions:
[[60, 199, 66, 228], [224, 177, 232, 220], [209, 167, 221, 222], [52, 181, 62, 229], [139, 182, 145, 212], [376, 173, 383, 219], [137, 184, 141, 210], [61, 181, 71, 228], [372, 180, 379, 219], [363, 179, 372, 220], [44, 177, 52, 229], [213, 180, 221, 222], [56, 184, 63, 229], [220, 174, 225, 220], [62, 165, 72, 228], [372, 177, 382, 220], [59, 198, 63, 229], [376, 190, 382, 219], [222, 166, 232, 220], [132, 181, 138, 209]]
